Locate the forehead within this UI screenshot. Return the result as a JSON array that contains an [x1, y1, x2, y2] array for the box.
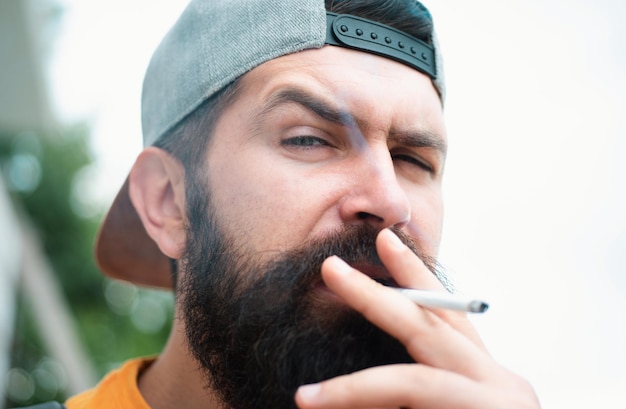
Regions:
[[230, 45, 445, 139]]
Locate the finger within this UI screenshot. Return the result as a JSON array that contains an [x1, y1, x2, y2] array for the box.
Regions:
[[295, 364, 484, 409], [376, 228, 444, 291], [321, 256, 495, 379], [376, 229, 485, 348]]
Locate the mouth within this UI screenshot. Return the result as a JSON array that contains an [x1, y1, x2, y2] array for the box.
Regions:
[[350, 263, 399, 287], [306, 261, 399, 312], [310, 261, 398, 292]]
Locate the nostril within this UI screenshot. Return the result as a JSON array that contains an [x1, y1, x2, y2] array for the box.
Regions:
[[357, 211, 384, 223]]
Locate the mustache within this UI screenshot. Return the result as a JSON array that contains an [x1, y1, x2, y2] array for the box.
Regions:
[[237, 224, 445, 306]]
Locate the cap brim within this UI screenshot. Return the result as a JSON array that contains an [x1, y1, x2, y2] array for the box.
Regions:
[[95, 177, 173, 288]]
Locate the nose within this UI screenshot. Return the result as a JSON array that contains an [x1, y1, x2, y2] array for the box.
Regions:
[[339, 148, 411, 229]]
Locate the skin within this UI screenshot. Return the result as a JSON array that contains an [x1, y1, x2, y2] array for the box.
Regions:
[[204, 46, 446, 261], [129, 45, 541, 408]]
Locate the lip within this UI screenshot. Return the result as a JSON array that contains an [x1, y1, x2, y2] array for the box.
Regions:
[[309, 261, 398, 297], [348, 263, 398, 287], [307, 262, 399, 311]]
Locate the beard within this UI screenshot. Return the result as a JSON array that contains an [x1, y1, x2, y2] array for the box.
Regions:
[[178, 184, 444, 409]]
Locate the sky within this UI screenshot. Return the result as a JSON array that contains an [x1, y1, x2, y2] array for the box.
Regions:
[[46, 0, 626, 407]]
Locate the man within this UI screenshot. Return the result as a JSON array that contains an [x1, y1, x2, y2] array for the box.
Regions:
[[65, 0, 540, 408]]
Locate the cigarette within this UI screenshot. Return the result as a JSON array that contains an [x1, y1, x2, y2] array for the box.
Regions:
[[394, 288, 489, 313]]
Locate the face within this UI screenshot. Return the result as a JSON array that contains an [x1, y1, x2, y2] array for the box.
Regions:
[[178, 45, 447, 409], [205, 45, 447, 263]]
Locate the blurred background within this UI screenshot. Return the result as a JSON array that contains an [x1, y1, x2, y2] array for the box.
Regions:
[[0, 0, 624, 407]]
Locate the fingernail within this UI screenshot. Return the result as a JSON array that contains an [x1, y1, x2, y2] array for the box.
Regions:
[[384, 229, 405, 250], [297, 383, 321, 402], [328, 255, 352, 275]]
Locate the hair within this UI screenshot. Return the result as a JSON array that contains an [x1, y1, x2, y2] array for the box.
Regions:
[[153, 0, 434, 281]]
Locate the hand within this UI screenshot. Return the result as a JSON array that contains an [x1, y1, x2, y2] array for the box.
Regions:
[[295, 228, 541, 409]]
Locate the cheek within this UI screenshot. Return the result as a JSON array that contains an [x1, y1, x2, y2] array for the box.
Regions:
[[208, 161, 334, 253], [405, 186, 444, 255]]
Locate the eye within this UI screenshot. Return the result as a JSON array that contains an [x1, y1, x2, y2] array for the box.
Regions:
[[281, 136, 330, 148], [392, 153, 434, 173]]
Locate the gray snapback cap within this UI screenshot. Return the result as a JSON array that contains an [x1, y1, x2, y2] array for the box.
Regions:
[[142, 0, 444, 147], [97, 0, 445, 288]]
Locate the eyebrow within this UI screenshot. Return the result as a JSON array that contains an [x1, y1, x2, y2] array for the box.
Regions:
[[389, 129, 447, 157], [258, 87, 357, 127], [258, 87, 447, 156]]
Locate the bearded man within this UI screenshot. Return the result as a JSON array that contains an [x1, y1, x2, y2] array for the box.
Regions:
[[58, 0, 540, 408]]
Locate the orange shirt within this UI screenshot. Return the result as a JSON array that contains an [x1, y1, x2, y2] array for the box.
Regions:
[[65, 358, 154, 409]]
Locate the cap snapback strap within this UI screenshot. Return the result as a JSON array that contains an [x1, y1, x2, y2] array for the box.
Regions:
[[325, 12, 437, 79]]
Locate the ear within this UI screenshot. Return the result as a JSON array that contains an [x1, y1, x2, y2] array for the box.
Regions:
[[129, 147, 187, 259]]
